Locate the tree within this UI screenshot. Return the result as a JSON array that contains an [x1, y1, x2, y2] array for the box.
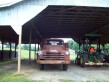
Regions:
[[21, 44, 29, 50], [5, 43, 10, 48], [67, 40, 79, 50], [73, 42, 79, 50], [21, 44, 38, 51], [11, 43, 15, 49], [67, 40, 73, 49]]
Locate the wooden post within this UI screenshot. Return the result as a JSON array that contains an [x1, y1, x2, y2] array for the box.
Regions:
[[38, 36, 40, 51], [29, 28, 32, 65], [9, 43, 12, 59], [79, 39, 81, 50], [15, 43, 17, 58], [34, 43, 36, 60], [1, 41, 4, 60], [17, 26, 22, 74]]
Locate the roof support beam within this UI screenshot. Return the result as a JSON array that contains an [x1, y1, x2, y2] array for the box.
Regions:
[[89, 7, 109, 21], [30, 22, 42, 38], [90, 24, 109, 34]]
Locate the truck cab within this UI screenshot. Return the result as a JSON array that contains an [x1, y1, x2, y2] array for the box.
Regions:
[[37, 39, 70, 70]]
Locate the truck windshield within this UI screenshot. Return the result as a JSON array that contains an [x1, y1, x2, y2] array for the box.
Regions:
[[46, 40, 64, 45]]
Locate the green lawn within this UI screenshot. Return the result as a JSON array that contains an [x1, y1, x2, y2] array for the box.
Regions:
[[4, 48, 36, 59], [20, 49, 36, 59], [0, 74, 44, 82], [0, 60, 16, 66], [60, 79, 109, 82], [0, 69, 44, 82]]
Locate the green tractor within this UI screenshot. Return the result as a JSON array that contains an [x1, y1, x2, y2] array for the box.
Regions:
[[75, 34, 109, 67]]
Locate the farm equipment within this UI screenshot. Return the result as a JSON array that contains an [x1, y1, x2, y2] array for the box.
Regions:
[[75, 34, 109, 67]]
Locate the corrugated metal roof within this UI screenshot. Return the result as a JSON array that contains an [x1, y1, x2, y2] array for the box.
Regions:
[[22, 5, 109, 44], [0, 26, 18, 43]]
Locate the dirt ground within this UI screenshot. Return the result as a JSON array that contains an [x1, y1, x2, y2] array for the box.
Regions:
[[1, 60, 109, 81]]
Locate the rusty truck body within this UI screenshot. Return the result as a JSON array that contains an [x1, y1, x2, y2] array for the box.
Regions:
[[37, 39, 70, 70]]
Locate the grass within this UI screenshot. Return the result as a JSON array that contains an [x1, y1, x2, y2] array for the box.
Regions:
[[0, 69, 44, 82], [0, 70, 12, 79], [0, 60, 16, 66], [60, 79, 109, 82], [0, 74, 44, 82], [20, 49, 36, 59], [0, 69, 43, 82], [4, 48, 36, 59]]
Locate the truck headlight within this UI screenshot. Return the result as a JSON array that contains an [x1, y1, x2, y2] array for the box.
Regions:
[[66, 51, 70, 55], [38, 51, 43, 55]]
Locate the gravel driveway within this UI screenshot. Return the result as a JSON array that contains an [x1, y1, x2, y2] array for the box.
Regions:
[[21, 60, 109, 81], [1, 60, 109, 81]]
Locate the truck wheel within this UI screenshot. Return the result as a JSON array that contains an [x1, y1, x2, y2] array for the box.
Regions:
[[80, 54, 88, 67], [75, 58, 80, 65], [63, 64, 68, 71], [39, 64, 44, 70]]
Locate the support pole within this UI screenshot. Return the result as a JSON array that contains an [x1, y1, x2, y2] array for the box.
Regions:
[[38, 36, 40, 51], [17, 26, 22, 74], [34, 43, 36, 60], [79, 44, 80, 50], [38, 44, 40, 51], [102, 44, 105, 50], [29, 28, 32, 65], [2, 41, 3, 51], [1, 41, 4, 60], [15, 43, 17, 58], [9, 43, 12, 59]]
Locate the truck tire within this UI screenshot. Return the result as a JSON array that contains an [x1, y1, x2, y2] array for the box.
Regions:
[[39, 64, 44, 70], [80, 54, 88, 67], [63, 64, 68, 71], [75, 58, 80, 65]]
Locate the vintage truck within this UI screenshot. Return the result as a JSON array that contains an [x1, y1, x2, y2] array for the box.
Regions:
[[37, 39, 70, 70]]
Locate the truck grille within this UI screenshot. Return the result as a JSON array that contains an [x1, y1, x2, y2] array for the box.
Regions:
[[43, 54, 65, 60]]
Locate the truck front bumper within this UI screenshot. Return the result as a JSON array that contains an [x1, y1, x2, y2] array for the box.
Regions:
[[37, 60, 70, 64]]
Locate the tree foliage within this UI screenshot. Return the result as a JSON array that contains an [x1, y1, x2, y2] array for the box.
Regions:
[[67, 40, 79, 50], [21, 44, 29, 50], [67, 40, 73, 49], [5, 43, 15, 49], [21, 44, 38, 51]]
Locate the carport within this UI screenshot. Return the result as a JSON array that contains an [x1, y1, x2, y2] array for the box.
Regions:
[[23, 5, 109, 44], [0, 25, 18, 60], [1, 0, 109, 74]]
